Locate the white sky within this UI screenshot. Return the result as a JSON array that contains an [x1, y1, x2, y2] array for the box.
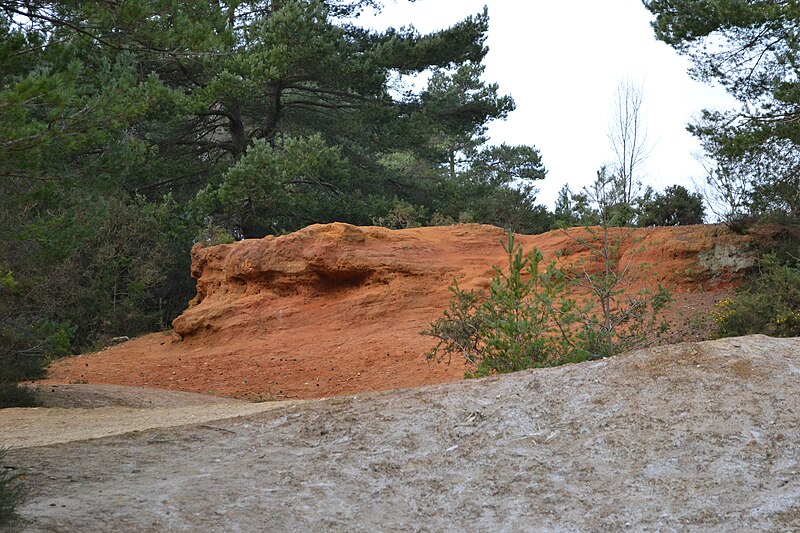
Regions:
[[365, 0, 738, 207]]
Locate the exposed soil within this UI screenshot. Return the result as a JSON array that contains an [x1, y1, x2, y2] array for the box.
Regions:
[[38, 223, 760, 400], [5, 335, 800, 532]]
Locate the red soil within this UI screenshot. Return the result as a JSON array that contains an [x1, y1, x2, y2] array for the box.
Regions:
[[42, 223, 763, 400]]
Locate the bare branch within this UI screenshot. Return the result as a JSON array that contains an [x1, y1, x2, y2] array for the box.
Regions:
[[607, 78, 652, 204]]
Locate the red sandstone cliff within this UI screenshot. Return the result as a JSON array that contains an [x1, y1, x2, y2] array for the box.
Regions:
[[43, 223, 762, 399]]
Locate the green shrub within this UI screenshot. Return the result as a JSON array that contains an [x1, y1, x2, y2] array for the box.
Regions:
[[0, 384, 38, 409], [713, 254, 800, 338], [560, 226, 671, 358], [373, 198, 427, 229], [635, 185, 705, 227], [0, 312, 72, 407], [424, 232, 579, 378], [196, 221, 236, 246], [424, 230, 670, 378]]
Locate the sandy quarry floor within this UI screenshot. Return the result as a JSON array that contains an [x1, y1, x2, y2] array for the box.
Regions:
[[2, 384, 298, 448], [4, 335, 800, 532]]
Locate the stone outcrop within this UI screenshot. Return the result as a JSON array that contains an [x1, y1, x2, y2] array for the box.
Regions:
[[45, 223, 770, 399]]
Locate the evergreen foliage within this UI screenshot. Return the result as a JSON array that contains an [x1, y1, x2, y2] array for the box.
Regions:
[[636, 185, 705, 226], [643, 0, 800, 343], [3, 0, 798, 398], [0, 0, 552, 393], [644, 0, 800, 221], [424, 233, 579, 378], [424, 231, 670, 378], [552, 185, 598, 228], [712, 232, 800, 339]]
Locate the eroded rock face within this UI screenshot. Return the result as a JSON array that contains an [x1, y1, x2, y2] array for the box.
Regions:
[[173, 222, 472, 336], [45, 223, 768, 399], [172, 222, 759, 338]]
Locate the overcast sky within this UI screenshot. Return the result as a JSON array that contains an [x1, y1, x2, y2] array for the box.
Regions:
[[364, 0, 737, 207]]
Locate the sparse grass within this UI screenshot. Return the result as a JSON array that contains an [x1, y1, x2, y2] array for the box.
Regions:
[[0, 447, 26, 528], [0, 383, 38, 409], [237, 391, 279, 402]]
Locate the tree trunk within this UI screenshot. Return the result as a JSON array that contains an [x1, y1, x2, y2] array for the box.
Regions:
[[263, 82, 284, 146], [229, 114, 248, 158]]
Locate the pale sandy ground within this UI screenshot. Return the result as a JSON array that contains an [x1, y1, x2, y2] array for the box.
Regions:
[[3, 335, 800, 532], [2, 402, 295, 448]]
